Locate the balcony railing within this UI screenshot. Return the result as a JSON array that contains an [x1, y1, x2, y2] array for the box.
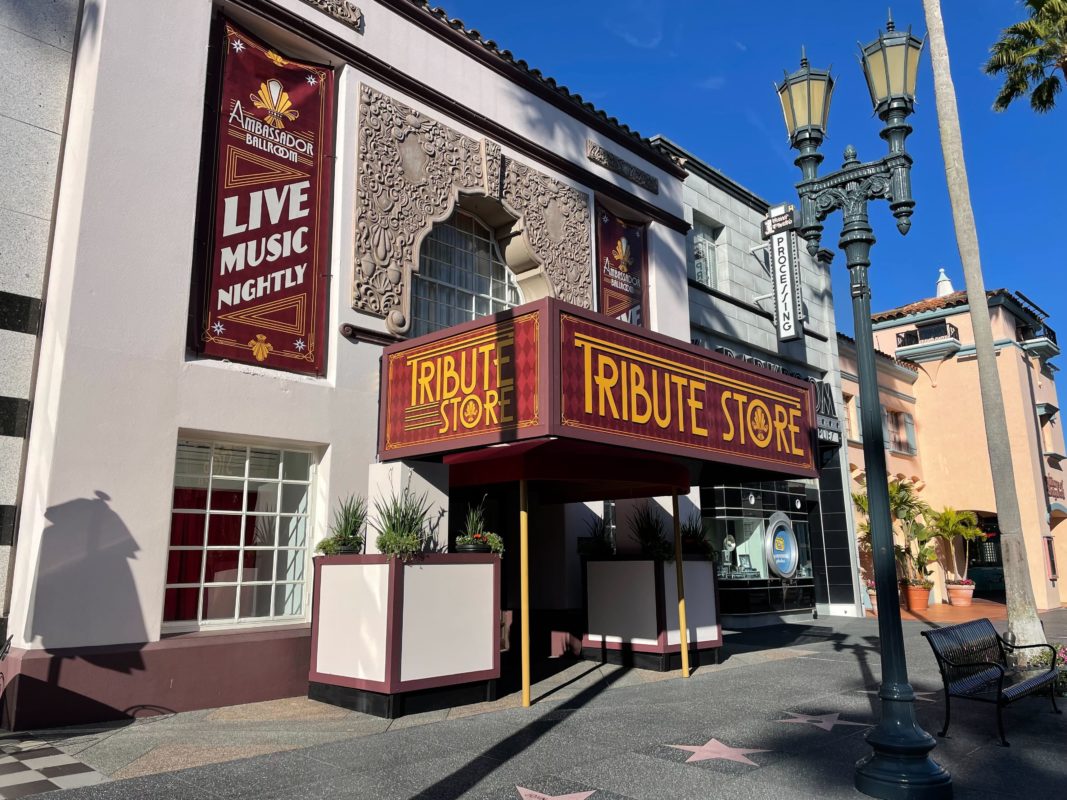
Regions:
[[1017, 323, 1058, 346], [896, 322, 959, 348]]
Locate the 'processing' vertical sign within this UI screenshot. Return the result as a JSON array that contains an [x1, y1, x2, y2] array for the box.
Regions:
[[761, 204, 803, 343]]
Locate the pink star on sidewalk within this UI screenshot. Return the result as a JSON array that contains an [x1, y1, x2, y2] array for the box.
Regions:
[[516, 788, 596, 800], [778, 712, 870, 731], [667, 737, 771, 765]]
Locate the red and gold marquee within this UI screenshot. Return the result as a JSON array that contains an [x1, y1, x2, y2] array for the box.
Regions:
[[380, 299, 816, 476]]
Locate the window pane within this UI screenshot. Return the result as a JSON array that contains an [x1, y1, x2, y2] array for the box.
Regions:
[[276, 549, 306, 582], [245, 515, 277, 547], [202, 586, 237, 620], [175, 442, 212, 477], [204, 550, 242, 583], [166, 550, 203, 584], [240, 585, 274, 618], [241, 549, 274, 583], [249, 449, 281, 480], [170, 513, 206, 546], [212, 445, 246, 478], [247, 481, 279, 514], [173, 477, 208, 510], [278, 516, 306, 548], [275, 583, 303, 617], [207, 514, 243, 547], [283, 451, 311, 481], [163, 588, 200, 622], [281, 484, 309, 515], [209, 480, 245, 512]]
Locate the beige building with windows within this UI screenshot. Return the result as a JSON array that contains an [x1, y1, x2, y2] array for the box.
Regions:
[[842, 270, 1065, 610]]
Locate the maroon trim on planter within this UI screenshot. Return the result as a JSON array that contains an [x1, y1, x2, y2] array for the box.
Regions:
[[654, 559, 667, 651], [309, 554, 501, 697]]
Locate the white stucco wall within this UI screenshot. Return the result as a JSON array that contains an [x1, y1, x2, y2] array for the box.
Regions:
[[10, 0, 689, 651]]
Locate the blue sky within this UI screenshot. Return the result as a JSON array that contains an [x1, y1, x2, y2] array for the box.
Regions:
[[440, 0, 1064, 348]]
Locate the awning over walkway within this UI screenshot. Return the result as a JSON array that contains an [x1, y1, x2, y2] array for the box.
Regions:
[[379, 298, 817, 478], [444, 439, 691, 503]]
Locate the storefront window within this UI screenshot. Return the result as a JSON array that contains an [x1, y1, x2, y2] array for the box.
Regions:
[[707, 481, 814, 581], [164, 440, 314, 628], [410, 210, 522, 338]]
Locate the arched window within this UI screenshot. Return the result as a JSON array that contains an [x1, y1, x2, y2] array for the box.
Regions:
[[410, 209, 522, 338]]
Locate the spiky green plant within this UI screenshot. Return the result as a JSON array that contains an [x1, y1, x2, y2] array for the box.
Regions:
[[315, 495, 367, 555], [629, 501, 672, 561], [371, 486, 433, 561], [927, 507, 982, 581]]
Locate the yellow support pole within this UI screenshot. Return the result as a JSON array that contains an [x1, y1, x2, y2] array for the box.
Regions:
[[520, 479, 531, 707], [672, 493, 691, 678]]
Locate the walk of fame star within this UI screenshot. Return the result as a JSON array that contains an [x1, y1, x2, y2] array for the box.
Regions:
[[515, 788, 595, 800], [777, 712, 871, 731], [667, 737, 771, 765]]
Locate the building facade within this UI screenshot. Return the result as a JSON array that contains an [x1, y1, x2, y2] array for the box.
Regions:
[[654, 138, 861, 624], [2, 0, 854, 729], [842, 272, 1065, 611]]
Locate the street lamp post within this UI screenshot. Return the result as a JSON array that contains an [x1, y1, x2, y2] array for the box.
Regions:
[[776, 17, 953, 800]]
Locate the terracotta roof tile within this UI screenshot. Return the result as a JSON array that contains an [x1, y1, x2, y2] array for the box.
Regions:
[[871, 289, 1010, 323]]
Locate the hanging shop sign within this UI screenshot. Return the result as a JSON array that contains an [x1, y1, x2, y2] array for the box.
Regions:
[[764, 512, 799, 578], [596, 205, 647, 327], [201, 20, 335, 375], [1048, 476, 1065, 501], [762, 205, 803, 343], [380, 299, 816, 476]]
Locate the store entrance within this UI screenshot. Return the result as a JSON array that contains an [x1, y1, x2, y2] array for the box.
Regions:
[[447, 484, 585, 694]]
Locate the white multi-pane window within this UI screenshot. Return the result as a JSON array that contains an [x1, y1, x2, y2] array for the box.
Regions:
[[691, 219, 718, 290], [164, 441, 314, 628], [410, 210, 522, 338]]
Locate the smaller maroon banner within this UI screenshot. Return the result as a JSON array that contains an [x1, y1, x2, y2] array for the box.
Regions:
[[201, 20, 335, 375], [596, 205, 647, 327]]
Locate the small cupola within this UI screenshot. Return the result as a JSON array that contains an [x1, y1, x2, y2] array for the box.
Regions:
[[935, 267, 954, 298]]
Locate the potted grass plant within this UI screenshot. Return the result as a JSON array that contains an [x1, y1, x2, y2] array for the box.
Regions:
[[371, 485, 434, 560], [455, 496, 503, 555], [315, 495, 367, 556], [630, 500, 673, 561]]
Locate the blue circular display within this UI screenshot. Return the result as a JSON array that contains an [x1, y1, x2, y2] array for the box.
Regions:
[[765, 513, 799, 578]]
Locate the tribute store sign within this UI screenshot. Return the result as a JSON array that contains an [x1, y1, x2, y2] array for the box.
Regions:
[[381, 299, 817, 475], [201, 21, 335, 375]]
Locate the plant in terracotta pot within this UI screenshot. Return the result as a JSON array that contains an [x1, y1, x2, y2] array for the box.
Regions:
[[315, 495, 367, 556], [455, 496, 504, 555], [630, 501, 673, 561], [371, 486, 434, 561], [927, 507, 982, 606]]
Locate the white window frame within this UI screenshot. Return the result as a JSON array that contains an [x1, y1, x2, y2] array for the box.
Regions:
[[691, 218, 719, 290], [410, 209, 522, 338], [162, 439, 317, 633]]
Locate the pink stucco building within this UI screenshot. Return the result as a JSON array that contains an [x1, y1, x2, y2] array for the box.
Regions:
[[842, 271, 1065, 610]]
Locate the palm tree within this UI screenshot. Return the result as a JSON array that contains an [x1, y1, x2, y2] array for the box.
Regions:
[[853, 478, 931, 582], [983, 0, 1067, 113], [922, 0, 1047, 647], [926, 507, 981, 580]]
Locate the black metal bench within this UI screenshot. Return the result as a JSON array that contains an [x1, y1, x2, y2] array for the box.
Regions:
[[921, 618, 1060, 746]]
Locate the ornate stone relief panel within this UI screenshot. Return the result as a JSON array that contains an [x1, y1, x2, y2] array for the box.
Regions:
[[354, 85, 592, 333]]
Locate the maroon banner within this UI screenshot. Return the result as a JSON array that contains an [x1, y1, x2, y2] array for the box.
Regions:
[[596, 205, 647, 327], [201, 21, 335, 375]]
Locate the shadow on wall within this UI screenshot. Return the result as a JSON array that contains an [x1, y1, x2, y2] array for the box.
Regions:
[[1, 491, 153, 728]]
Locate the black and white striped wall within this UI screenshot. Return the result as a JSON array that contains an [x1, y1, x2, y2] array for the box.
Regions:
[[0, 0, 81, 624]]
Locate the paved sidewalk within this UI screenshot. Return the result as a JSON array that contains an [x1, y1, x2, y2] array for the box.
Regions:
[[17, 610, 1067, 799]]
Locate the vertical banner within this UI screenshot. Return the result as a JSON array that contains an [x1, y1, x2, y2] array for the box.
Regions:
[[201, 21, 335, 375], [596, 205, 647, 327], [761, 205, 803, 343]]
